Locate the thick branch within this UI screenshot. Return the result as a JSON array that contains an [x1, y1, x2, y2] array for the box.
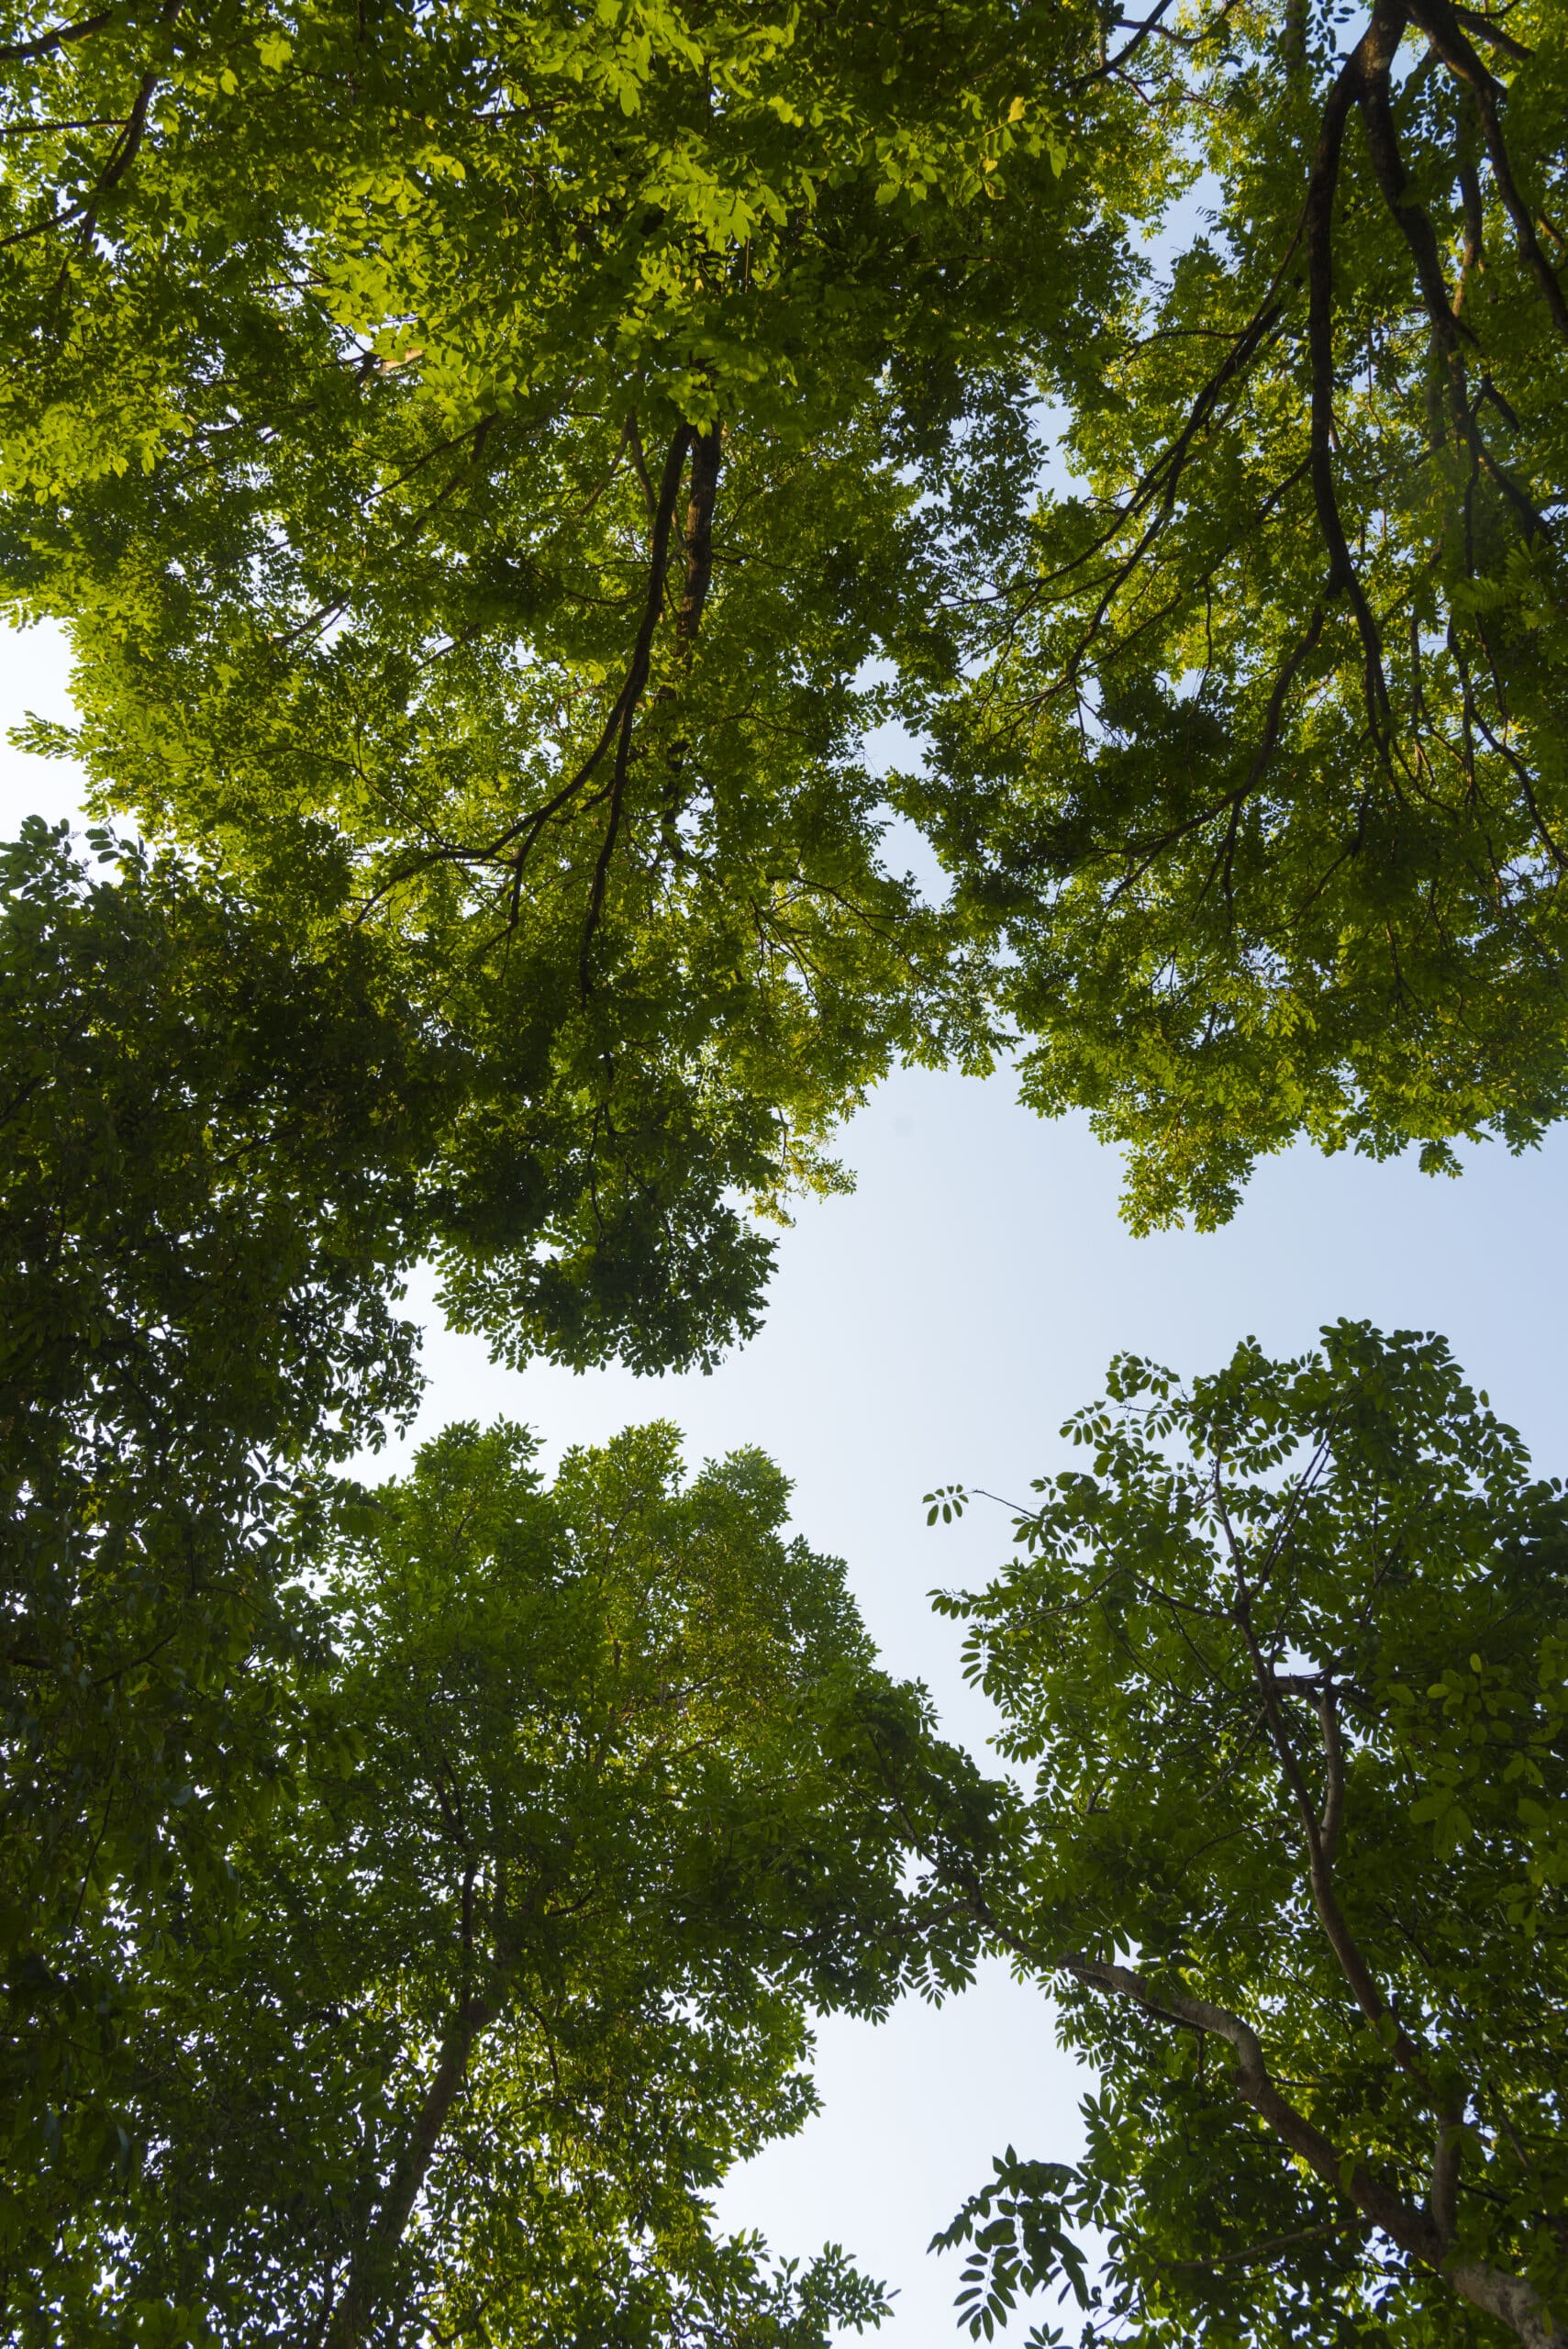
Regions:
[[676, 421, 722, 651], [1447, 2259, 1566, 2349], [0, 4, 115, 62], [1407, 0, 1568, 339], [1305, 14, 1398, 730], [1432, 2110, 1464, 2242], [1358, 58, 1548, 540], [986, 1919, 1562, 2349], [323, 1987, 495, 2349], [1061, 1948, 1442, 2261]]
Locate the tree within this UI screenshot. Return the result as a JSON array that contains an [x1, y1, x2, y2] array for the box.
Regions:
[[7, 1414, 995, 2345], [4, 0, 1567, 1227], [0, 815, 813, 2233], [929, 1325, 1568, 2349], [0, 0, 1143, 1250], [2, 816, 430, 2228], [905, 0, 1568, 1227]]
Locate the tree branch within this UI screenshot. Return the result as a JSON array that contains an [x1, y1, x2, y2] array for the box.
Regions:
[[1305, 14, 1399, 738], [983, 1910, 1562, 2349], [1317, 1682, 1345, 1866], [1451, 6, 1533, 60], [0, 0, 180, 250], [1407, 0, 1568, 339], [578, 420, 693, 993], [675, 421, 722, 651], [0, 4, 115, 63], [1357, 54, 1549, 540], [323, 1987, 496, 2349]]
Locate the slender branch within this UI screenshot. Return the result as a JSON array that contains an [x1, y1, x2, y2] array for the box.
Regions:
[[1317, 1683, 1345, 1866], [626, 411, 658, 524], [0, 0, 179, 250], [578, 421, 692, 993], [1451, 5, 1533, 60], [1240, 1587, 1431, 2080], [1037, 1933, 1439, 2256], [0, 4, 115, 62], [0, 115, 130, 132], [1195, 602, 1329, 919], [1069, 0, 1178, 90], [1161, 2222, 1343, 2271], [1305, 16, 1398, 736], [675, 421, 722, 651]]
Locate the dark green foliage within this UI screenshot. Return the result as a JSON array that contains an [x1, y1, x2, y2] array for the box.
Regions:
[[932, 1326, 1568, 2349], [1, 817, 430, 2228], [7, 1415, 992, 2345], [0, 817, 807, 2260]]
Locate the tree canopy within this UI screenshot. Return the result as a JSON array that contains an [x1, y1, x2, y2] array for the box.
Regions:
[[0, 812, 848, 2266], [929, 1325, 1568, 2349], [0, 0, 1564, 1220], [0, 0, 1135, 1273], [2, 816, 428, 2219], [907, 0, 1568, 1226], [4, 1, 1568, 2340], [9, 1411, 995, 2345]]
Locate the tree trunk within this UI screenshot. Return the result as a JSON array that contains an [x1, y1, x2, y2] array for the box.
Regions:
[[322, 1993, 495, 2349]]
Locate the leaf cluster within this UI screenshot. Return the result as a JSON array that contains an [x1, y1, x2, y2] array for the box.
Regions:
[[933, 1324, 1568, 2349], [8, 1412, 990, 2342]]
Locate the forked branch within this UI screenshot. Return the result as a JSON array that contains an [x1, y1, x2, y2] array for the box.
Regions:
[[977, 1904, 1562, 2349]]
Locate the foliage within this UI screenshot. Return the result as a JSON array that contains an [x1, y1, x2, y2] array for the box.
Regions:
[[6, 1412, 995, 2344], [4, 0, 1568, 1219], [0, 815, 430, 2227], [904, 0, 1568, 1225], [931, 1325, 1568, 2349], [0, 0, 1149, 1261], [0, 813, 828, 2254]]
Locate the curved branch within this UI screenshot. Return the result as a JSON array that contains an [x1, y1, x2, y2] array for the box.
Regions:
[[0, 3, 115, 62], [1066, 1955, 1560, 2347], [1407, 0, 1568, 339], [1305, 13, 1399, 734], [578, 419, 693, 991], [982, 1909, 1562, 2349], [1451, 6, 1533, 61]]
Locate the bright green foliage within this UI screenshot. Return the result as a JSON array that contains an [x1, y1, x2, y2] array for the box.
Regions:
[[932, 1326, 1568, 2349], [6, 0, 1568, 1224], [8, 1416, 994, 2345], [903, 0, 1568, 1225], [0, 0, 1144, 1252]]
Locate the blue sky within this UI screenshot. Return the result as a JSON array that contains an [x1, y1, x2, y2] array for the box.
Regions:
[[6, 620, 1564, 2343]]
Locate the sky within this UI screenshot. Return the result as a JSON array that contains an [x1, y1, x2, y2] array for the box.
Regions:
[[6, 620, 1567, 2343]]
